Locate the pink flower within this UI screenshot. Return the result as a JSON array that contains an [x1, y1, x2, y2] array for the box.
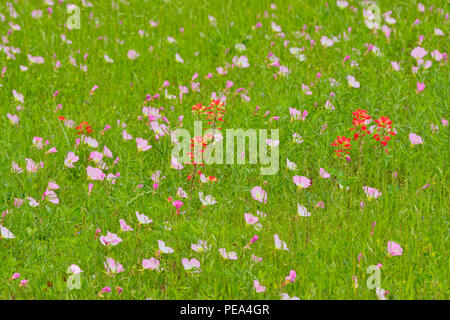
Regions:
[[42, 189, 59, 204], [69, 264, 83, 275], [280, 293, 300, 300], [119, 219, 133, 231], [142, 258, 160, 270], [293, 175, 311, 188], [297, 204, 311, 217], [319, 168, 330, 179], [411, 47, 427, 59], [64, 152, 79, 168], [391, 61, 401, 71], [88, 183, 94, 195], [171, 157, 184, 170], [104, 257, 124, 274], [416, 82, 425, 93], [25, 158, 41, 173], [274, 234, 289, 250], [253, 280, 266, 293], [136, 138, 152, 152], [11, 273, 20, 280], [87, 166, 105, 181], [177, 187, 188, 198], [89, 151, 103, 163], [285, 270, 296, 283], [7, 113, 19, 125], [99, 231, 123, 246], [244, 213, 259, 225], [376, 288, 388, 300], [409, 133, 423, 145], [99, 286, 111, 294], [181, 258, 201, 272], [251, 254, 262, 263], [191, 240, 210, 253], [172, 200, 183, 214], [136, 211, 153, 224], [250, 186, 267, 203], [158, 240, 174, 254], [346, 75, 360, 88], [363, 186, 382, 199], [232, 55, 249, 68], [19, 279, 29, 287], [218, 248, 238, 260], [89, 85, 99, 95], [127, 50, 139, 60], [387, 241, 403, 256]]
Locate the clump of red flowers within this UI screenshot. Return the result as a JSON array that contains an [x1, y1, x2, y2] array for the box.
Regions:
[[331, 136, 352, 157], [75, 121, 93, 135], [331, 109, 396, 157], [186, 136, 217, 184], [192, 99, 226, 131]]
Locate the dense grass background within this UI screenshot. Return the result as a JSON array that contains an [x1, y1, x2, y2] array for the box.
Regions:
[[0, 0, 448, 299]]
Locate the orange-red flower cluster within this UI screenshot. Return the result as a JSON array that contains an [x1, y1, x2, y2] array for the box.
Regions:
[[331, 136, 352, 157], [192, 100, 226, 130], [332, 109, 396, 157], [76, 121, 93, 135]]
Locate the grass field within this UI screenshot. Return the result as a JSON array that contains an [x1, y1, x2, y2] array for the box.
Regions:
[[0, 0, 448, 300]]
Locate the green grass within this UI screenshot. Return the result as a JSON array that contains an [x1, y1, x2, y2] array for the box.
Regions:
[[0, 0, 448, 299]]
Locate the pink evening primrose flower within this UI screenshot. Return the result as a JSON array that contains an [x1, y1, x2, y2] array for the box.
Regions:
[[250, 186, 267, 203], [409, 133, 423, 145], [387, 241, 403, 256], [191, 240, 210, 253], [232, 55, 250, 68], [104, 257, 124, 274], [143, 258, 160, 271], [158, 240, 174, 254], [19, 279, 29, 287], [87, 166, 105, 181], [119, 219, 133, 232], [297, 204, 311, 217], [181, 258, 201, 272], [171, 157, 184, 170], [253, 280, 266, 293], [363, 186, 382, 200], [11, 273, 21, 280], [416, 82, 425, 93], [136, 138, 152, 152], [274, 234, 289, 251], [219, 248, 238, 260], [293, 175, 311, 188], [411, 47, 427, 59], [64, 152, 79, 168], [69, 264, 83, 275], [285, 270, 296, 283], [136, 211, 153, 224], [319, 168, 330, 179], [127, 50, 139, 60], [99, 231, 123, 246], [244, 213, 259, 225]]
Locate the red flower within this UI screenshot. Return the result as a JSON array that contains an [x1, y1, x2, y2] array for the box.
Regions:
[[76, 121, 93, 135], [331, 136, 352, 157], [352, 109, 371, 127], [374, 116, 393, 129]]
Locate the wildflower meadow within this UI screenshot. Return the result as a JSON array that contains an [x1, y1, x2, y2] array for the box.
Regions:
[[0, 0, 448, 301]]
